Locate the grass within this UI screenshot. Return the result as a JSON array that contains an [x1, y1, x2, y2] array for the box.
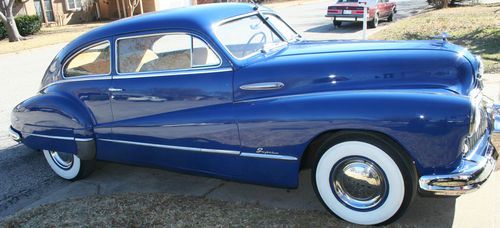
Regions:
[[370, 4, 500, 73], [0, 22, 105, 55], [0, 192, 349, 227]]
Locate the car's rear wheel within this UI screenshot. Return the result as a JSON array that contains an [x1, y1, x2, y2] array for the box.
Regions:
[[333, 20, 342, 27], [43, 150, 95, 180], [368, 13, 379, 28], [312, 132, 415, 225]]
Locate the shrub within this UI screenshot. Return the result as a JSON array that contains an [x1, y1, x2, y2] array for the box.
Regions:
[[0, 22, 6, 40], [15, 15, 42, 36], [0, 15, 42, 40]]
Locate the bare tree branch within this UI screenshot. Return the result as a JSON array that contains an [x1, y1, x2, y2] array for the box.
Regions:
[[0, 0, 7, 23], [7, 0, 14, 9], [0, 12, 6, 23], [127, 0, 140, 16]]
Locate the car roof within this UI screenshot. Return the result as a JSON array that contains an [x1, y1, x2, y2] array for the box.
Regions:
[[60, 3, 263, 59]]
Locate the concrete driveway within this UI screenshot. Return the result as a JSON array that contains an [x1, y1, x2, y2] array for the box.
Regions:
[[1, 0, 500, 227]]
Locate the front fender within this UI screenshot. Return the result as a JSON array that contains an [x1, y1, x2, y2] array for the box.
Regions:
[[11, 92, 94, 154], [235, 90, 472, 176]]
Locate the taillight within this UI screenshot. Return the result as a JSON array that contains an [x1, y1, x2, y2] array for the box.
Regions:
[[327, 6, 342, 14]]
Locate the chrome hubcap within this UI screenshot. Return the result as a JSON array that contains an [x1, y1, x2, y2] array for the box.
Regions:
[[331, 156, 387, 210], [49, 150, 74, 170]]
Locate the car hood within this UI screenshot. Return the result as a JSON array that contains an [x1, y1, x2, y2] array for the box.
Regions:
[[277, 40, 473, 60]]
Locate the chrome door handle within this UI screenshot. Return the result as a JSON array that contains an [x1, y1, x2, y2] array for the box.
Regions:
[[240, 82, 285, 91], [108, 87, 124, 92]]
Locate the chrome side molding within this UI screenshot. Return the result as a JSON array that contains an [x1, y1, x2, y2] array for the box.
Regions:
[[240, 152, 298, 161], [240, 82, 285, 91], [99, 138, 241, 155], [99, 138, 298, 161], [28, 133, 93, 142]]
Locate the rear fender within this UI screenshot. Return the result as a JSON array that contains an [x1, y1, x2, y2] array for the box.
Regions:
[[11, 92, 95, 157]]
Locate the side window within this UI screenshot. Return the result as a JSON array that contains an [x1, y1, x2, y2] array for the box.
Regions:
[[117, 34, 221, 74], [64, 42, 110, 77]]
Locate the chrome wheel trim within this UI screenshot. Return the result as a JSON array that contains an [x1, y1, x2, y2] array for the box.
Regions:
[[315, 141, 405, 225], [49, 150, 74, 170], [330, 156, 388, 211]]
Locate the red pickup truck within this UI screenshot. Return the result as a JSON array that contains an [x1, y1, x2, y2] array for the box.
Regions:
[[325, 0, 397, 28]]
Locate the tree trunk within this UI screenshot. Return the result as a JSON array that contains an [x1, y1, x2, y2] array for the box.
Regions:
[[442, 0, 450, 8], [4, 17, 23, 42], [0, 0, 24, 42]]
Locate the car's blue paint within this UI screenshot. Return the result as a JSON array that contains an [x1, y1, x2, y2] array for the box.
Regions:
[[11, 3, 484, 189]]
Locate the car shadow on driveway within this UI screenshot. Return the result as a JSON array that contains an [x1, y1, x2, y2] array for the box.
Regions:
[[0, 144, 66, 219], [31, 159, 458, 226]]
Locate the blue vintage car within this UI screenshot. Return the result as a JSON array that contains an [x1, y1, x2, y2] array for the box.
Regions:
[[8, 3, 500, 225]]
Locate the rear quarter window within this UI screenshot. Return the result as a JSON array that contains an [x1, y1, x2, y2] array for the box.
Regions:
[[64, 41, 111, 77]]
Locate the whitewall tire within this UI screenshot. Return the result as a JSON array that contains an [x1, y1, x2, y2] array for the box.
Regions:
[[43, 150, 93, 180], [312, 133, 415, 225]]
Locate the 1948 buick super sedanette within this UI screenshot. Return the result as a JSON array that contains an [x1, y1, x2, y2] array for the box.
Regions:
[[8, 3, 500, 225]]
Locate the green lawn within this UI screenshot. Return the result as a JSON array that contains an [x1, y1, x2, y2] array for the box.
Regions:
[[371, 4, 500, 73]]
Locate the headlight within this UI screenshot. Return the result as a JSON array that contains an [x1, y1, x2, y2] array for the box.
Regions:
[[461, 90, 483, 155], [476, 55, 484, 89]]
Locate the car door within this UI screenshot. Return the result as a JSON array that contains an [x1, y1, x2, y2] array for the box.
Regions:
[[100, 31, 241, 175]]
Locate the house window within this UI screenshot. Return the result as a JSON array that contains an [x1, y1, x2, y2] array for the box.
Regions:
[[65, 0, 83, 11]]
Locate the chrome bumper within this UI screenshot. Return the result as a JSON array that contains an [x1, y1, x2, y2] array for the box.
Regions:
[[8, 126, 21, 142], [419, 104, 500, 196], [324, 15, 367, 22]]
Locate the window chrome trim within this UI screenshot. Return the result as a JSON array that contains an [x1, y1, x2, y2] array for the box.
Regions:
[[114, 32, 223, 76], [111, 67, 233, 80], [240, 152, 298, 161], [40, 75, 112, 91], [61, 40, 112, 79], [262, 12, 302, 42], [40, 67, 232, 90], [99, 138, 240, 155]]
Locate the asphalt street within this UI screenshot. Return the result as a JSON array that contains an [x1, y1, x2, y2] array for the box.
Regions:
[[1, 0, 499, 227]]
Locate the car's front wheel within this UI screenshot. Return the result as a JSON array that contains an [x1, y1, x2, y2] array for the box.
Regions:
[[43, 150, 95, 180], [368, 13, 379, 28], [312, 132, 415, 225]]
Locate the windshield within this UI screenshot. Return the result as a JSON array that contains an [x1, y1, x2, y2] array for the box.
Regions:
[[215, 15, 284, 59], [264, 14, 299, 42]]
